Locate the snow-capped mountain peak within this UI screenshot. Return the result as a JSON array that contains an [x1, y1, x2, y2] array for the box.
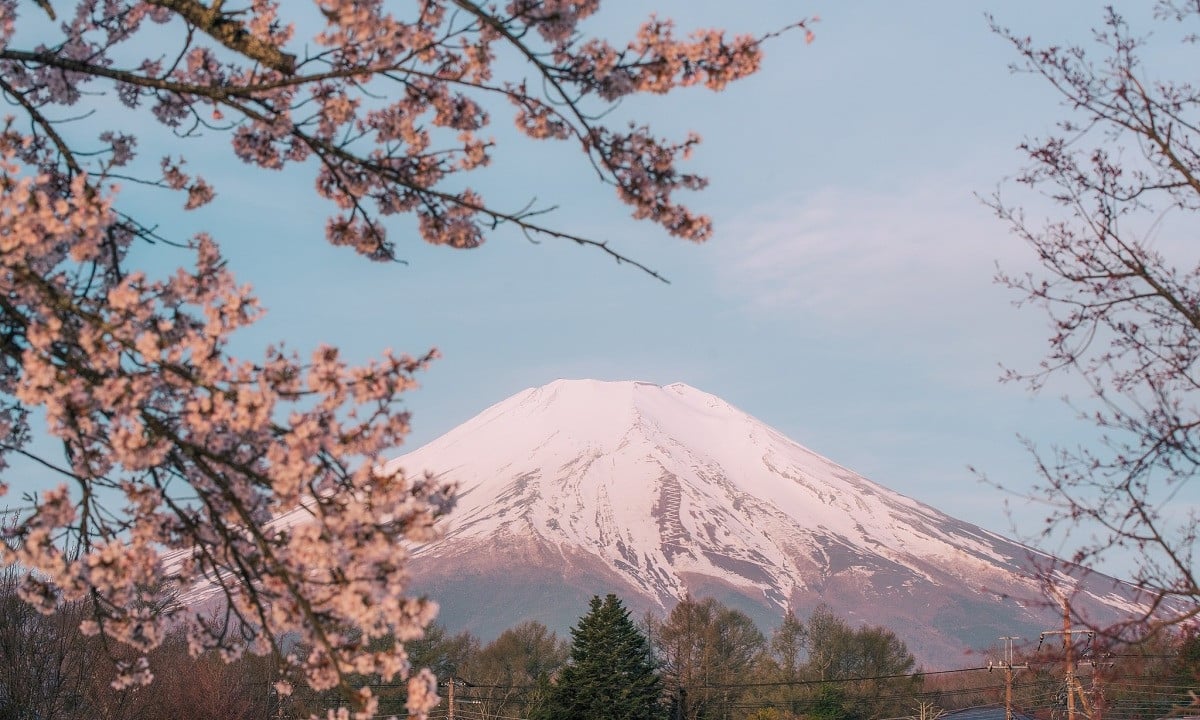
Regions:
[[395, 379, 988, 594], [384, 380, 1146, 667], [179, 379, 1147, 669]]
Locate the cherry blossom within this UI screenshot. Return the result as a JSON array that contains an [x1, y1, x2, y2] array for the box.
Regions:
[[0, 1, 811, 716]]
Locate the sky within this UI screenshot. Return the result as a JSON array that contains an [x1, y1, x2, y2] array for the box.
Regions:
[[9, 1, 1174, 581]]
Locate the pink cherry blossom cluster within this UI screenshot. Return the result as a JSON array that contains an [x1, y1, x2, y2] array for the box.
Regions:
[[0, 1, 811, 715], [0, 124, 454, 713]]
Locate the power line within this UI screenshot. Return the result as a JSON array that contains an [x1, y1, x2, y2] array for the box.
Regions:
[[670, 665, 993, 691], [334, 663, 993, 694]]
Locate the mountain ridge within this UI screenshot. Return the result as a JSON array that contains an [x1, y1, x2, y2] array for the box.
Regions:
[[171, 379, 1148, 668], [381, 379, 1145, 667]]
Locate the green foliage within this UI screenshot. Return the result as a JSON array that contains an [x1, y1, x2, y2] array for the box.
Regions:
[[468, 620, 568, 685], [802, 605, 920, 719], [804, 604, 917, 678], [743, 604, 920, 720], [463, 620, 569, 718], [752, 609, 809, 718], [1174, 630, 1200, 688], [534, 594, 665, 720], [405, 621, 480, 679], [651, 595, 766, 720], [810, 684, 858, 720], [19, 574, 1200, 720], [288, 620, 480, 716], [770, 610, 806, 680]]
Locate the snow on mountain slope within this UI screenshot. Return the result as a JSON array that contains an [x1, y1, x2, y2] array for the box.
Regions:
[[236, 379, 1148, 667], [373, 379, 1146, 666], [396, 380, 1010, 590]]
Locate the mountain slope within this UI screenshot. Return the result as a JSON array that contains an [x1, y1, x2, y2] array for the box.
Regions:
[[379, 379, 1143, 667]]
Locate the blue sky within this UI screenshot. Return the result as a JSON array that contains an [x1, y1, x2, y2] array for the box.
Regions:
[[13, 1, 1156, 578]]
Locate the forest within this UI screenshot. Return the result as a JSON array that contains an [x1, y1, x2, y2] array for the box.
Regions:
[[4, 569, 1198, 720]]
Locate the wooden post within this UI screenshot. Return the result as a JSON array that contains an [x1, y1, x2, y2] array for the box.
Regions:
[[1040, 592, 1093, 720], [1064, 603, 1075, 720]]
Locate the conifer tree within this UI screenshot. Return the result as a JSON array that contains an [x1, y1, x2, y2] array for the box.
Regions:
[[535, 594, 665, 720]]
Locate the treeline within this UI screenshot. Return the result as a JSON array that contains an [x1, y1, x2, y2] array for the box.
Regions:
[[0, 562, 280, 719], [965, 629, 1200, 720], [288, 594, 1200, 720], [4, 566, 1199, 720], [523, 594, 919, 720]]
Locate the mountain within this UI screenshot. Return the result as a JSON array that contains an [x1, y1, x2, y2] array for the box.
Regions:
[[379, 379, 1145, 668]]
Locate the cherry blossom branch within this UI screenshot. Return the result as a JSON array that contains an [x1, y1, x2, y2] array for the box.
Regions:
[[0, 76, 82, 178], [987, 6, 1200, 634], [0, 4, 808, 714], [144, 0, 297, 74]]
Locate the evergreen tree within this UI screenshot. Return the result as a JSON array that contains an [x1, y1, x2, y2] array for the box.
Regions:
[[534, 594, 665, 720]]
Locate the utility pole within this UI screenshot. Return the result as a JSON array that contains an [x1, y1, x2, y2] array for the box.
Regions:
[[989, 636, 1028, 720], [444, 677, 482, 720], [1038, 596, 1094, 720], [1086, 643, 1111, 720]]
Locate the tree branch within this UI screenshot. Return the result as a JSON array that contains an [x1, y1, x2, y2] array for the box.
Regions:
[[146, 0, 296, 75]]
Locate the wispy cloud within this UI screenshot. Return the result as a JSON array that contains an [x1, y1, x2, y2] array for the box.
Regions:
[[716, 180, 1027, 331], [710, 176, 1062, 397]]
